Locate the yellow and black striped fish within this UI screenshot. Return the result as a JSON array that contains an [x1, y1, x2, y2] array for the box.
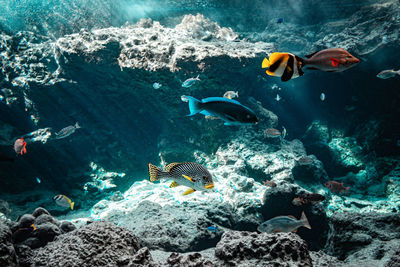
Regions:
[[261, 52, 304, 82]]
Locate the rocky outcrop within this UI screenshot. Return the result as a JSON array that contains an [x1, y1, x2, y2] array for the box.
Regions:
[[215, 231, 312, 266], [0, 220, 17, 267], [328, 212, 400, 265], [29, 221, 153, 266]]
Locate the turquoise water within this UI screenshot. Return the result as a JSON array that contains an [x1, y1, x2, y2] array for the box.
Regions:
[[0, 0, 399, 265]]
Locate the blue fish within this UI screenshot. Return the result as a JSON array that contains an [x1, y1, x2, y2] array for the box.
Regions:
[[36, 177, 41, 184], [182, 75, 200, 88], [206, 226, 218, 232], [277, 18, 284, 24], [183, 96, 258, 126]]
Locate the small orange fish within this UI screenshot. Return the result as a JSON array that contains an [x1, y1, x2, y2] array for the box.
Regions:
[[325, 181, 350, 194], [14, 138, 27, 155], [264, 128, 281, 138]]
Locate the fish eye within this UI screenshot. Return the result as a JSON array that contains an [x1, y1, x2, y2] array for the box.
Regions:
[[246, 115, 251, 119]]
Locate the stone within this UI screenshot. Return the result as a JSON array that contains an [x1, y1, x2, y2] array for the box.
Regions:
[[0, 221, 17, 267], [215, 231, 312, 266], [30, 222, 142, 266], [32, 207, 51, 218], [60, 221, 77, 234]]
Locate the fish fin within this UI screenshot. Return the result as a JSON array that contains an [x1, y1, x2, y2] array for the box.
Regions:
[[305, 51, 318, 58], [273, 229, 282, 233], [165, 162, 181, 172], [281, 55, 294, 82], [182, 174, 194, 183], [330, 58, 341, 67], [184, 95, 202, 116], [301, 211, 311, 229], [70, 202, 74, 210], [75, 122, 81, 129], [148, 163, 162, 182], [288, 215, 296, 219], [170, 181, 179, 188], [306, 67, 319, 70], [227, 95, 232, 99], [196, 74, 200, 80], [262, 57, 270, 69], [183, 188, 196, 195], [292, 229, 297, 233], [224, 114, 236, 122], [200, 110, 213, 116]]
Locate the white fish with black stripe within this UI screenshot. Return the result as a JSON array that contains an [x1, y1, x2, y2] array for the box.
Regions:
[[53, 195, 75, 210], [148, 162, 214, 195]]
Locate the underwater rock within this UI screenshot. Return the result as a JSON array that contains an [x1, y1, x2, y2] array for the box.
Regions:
[[167, 252, 214, 267], [292, 154, 329, 184], [329, 212, 400, 263], [0, 220, 17, 267], [261, 182, 329, 250], [32, 207, 51, 218], [215, 231, 312, 266], [59, 221, 77, 234], [29, 221, 143, 266], [309, 251, 342, 267], [117, 247, 157, 267]]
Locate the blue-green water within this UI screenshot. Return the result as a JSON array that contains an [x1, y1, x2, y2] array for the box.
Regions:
[[0, 1, 399, 265]]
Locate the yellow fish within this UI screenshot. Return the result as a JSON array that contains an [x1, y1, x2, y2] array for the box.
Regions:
[[262, 52, 304, 82]]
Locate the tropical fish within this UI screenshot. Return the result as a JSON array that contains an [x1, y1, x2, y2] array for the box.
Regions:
[[303, 48, 359, 72], [320, 93, 326, 101], [182, 75, 200, 88], [183, 96, 258, 126], [297, 156, 313, 165], [376, 69, 400, 79], [261, 48, 359, 82], [223, 91, 239, 99], [276, 18, 284, 24], [262, 52, 304, 82], [14, 138, 27, 155], [275, 94, 281, 101], [206, 226, 219, 232], [263, 180, 277, 187], [55, 122, 81, 139], [292, 193, 326, 206], [258, 211, 311, 233], [282, 126, 287, 139], [54, 195, 75, 210], [153, 82, 162, 89], [36, 177, 41, 184], [12, 224, 37, 243], [181, 95, 189, 102], [264, 128, 281, 138], [148, 162, 214, 195], [325, 181, 350, 194]]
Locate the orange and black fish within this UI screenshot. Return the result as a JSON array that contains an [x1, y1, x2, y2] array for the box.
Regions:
[[262, 48, 359, 82], [13, 138, 27, 155]]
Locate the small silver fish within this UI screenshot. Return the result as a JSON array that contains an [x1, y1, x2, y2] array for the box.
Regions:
[[148, 162, 214, 195], [320, 93, 326, 101], [182, 75, 200, 88], [258, 211, 311, 233], [181, 95, 189, 102], [376, 69, 400, 79], [282, 126, 287, 139], [223, 91, 239, 99], [275, 94, 281, 101], [55, 122, 81, 139], [53, 195, 74, 210], [153, 82, 162, 89]]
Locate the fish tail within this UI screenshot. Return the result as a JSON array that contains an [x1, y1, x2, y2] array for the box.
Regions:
[[148, 163, 165, 182], [70, 202, 75, 210], [301, 211, 311, 229], [184, 96, 202, 116], [196, 74, 200, 80], [75, 122, 81, 129]]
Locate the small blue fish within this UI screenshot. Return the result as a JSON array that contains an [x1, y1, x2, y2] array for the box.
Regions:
[[277, 18, 284, 24], [36, 177, 41, 184], [206, 226, 219, 232], [184, 96, 258, 126], [153, 82, 162, 89], [182, 75, 200, 88]]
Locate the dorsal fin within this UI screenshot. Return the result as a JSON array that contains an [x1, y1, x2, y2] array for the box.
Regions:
[[165, 162, 181, 172], [305, 51, 318, 58], [288, 215, 296, 219]]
